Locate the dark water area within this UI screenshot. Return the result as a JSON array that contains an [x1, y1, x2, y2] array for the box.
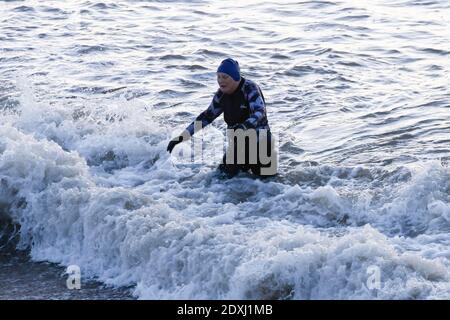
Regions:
[[0, 250, 134, 300]]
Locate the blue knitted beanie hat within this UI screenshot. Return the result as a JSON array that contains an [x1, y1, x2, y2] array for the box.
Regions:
[[217, 58, 240, 81]]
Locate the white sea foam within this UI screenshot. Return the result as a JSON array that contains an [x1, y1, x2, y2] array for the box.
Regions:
[[1, 88, 449, 298]]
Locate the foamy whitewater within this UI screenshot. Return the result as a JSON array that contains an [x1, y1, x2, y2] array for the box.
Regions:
[[1, 0, 450, 299]]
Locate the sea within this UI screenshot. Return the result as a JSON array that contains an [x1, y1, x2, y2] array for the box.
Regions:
[[0, 0, 449, 299]]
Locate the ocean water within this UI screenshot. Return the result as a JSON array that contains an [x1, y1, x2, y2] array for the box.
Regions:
[[1, 0, 450, 299]]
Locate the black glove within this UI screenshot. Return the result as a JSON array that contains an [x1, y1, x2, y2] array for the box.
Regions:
[[167, 136, 183, 153]]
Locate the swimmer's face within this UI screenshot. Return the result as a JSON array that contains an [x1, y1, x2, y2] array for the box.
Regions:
[[217, 72, 239, 94]]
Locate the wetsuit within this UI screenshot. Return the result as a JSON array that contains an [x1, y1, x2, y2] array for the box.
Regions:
[[184, 77, 275, 176]]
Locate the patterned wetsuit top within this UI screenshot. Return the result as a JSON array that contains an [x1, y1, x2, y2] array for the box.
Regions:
[[185, 77, 270, 137]]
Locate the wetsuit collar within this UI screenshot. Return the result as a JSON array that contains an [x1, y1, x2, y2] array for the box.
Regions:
[[229, 77, 245, 95]]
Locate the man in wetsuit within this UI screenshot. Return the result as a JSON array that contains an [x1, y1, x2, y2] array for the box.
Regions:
[[167, 58, 276, 177]]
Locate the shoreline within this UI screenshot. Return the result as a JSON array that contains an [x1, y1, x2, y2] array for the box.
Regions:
[[0, 250, 135, 300]]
